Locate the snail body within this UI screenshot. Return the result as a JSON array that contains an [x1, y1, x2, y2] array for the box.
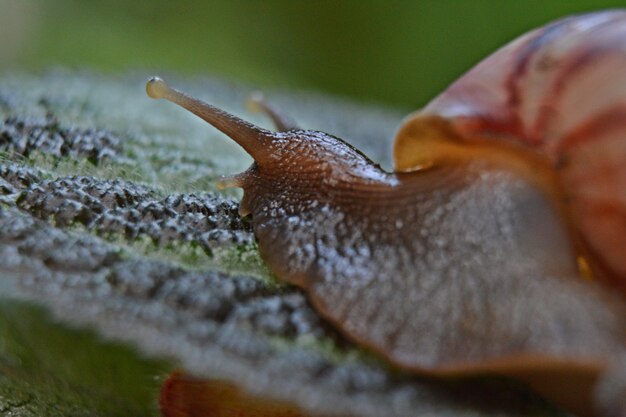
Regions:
[[147, 10, 626, 417]]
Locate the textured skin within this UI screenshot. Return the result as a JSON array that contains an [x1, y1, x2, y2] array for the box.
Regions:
[[242, 132, 626, 376], [236, 131, 626, 417], [400, 10, 626, 293]]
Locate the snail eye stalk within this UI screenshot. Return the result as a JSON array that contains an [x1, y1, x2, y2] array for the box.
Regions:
[[146, 77, 274, 162]]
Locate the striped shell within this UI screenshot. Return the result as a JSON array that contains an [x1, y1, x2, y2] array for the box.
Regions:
[[395, 10, 626, 295]]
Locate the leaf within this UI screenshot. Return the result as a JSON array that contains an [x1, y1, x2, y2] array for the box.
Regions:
[[0, 71, 598, 417]]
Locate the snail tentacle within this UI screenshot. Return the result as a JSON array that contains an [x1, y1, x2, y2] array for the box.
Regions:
[[246, 92, 300, 132], [147, 77, 275, 162]]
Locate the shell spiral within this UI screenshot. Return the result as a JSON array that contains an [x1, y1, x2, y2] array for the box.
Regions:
[[396, 10, 626, 293]]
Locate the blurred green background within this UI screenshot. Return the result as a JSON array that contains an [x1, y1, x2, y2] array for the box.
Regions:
[[2, 0, 626, 108]]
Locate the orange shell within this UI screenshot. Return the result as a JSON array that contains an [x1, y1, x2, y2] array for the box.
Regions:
[[394, 10, 626, 294], [160, 371, 308, 417]]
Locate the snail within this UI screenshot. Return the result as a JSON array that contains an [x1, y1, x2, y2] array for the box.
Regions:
[[147, 10, 626, 417]]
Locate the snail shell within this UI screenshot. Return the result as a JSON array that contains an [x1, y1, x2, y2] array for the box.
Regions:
[[147, 10, 626, 417], [396, 10, 626, 292]]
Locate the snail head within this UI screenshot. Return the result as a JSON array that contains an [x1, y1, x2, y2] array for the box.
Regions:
[[146, 77, 387, 215]]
